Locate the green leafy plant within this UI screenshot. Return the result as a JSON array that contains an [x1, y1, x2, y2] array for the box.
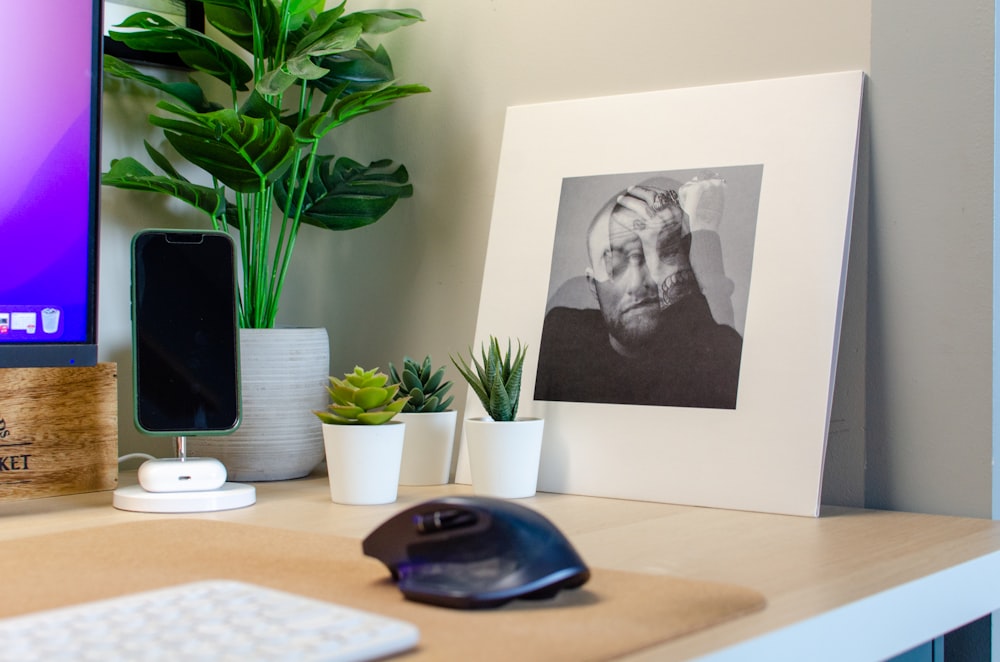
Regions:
[[387, 355, 454, 413], [102, 0, 429, 328], [450, 337, 527, 422], [315, 366, 408, 425]]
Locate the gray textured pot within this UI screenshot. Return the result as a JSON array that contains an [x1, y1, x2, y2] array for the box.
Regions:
[[187, 327, 329, 481]]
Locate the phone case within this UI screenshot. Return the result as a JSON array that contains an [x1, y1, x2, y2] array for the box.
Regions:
[[130, 229, 242, 436]]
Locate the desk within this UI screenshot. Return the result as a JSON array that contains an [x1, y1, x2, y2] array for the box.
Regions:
[[0, 472, 998, 661]]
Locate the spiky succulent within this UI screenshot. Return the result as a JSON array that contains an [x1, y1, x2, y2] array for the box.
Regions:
[[450, 337, 527, 422], [387, 355, 455, 413], [315, 366, 408, 425]]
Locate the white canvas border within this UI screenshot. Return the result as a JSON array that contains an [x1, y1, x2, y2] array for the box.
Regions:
[[455, 71, 865, 517]]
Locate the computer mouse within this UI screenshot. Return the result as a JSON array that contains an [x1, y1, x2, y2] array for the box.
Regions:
[[362, 496, 590, 609]]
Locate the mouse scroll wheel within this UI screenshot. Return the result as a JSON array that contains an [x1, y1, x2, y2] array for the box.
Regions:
[[414, 509, 479, 534]]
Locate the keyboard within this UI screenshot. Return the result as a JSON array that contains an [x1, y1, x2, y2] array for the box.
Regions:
[[0, 579, 420, 661]]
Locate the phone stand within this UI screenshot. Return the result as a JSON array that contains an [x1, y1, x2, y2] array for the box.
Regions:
[[113, 437, 256, 513]]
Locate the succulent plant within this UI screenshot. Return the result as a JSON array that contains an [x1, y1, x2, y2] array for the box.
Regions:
[[450, 337, 527, 422], [388, 356, 455, 413], [315, 366, 408, 425]]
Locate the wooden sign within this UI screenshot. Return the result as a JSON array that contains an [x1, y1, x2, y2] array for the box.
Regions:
[[0, 363, 118, 501]]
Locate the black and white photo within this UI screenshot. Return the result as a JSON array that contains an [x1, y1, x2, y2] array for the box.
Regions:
[[535, 166, 762, 409]]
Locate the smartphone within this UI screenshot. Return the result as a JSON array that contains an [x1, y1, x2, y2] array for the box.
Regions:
[[131, 230, 241, 435]]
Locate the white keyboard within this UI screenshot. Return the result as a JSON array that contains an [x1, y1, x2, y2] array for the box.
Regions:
[[0, 579, 420, 661]]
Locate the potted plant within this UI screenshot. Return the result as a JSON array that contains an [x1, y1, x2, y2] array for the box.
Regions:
[[315, 366, 408, 504], [102, 1, 429, 480], [451, 337, 544, 498], [387, 355, 456, 485]]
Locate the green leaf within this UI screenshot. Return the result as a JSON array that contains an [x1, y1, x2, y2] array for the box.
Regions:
[[357, 410, 395, 425], [504, 340, 527, 420], [292, 17, 362, 59], [297, 83, 429, 139], [101, 157, 225, 219], [355, 387, 389, 410], [341, 8, 424, 34], [285, 55, 330, 80], [315, 410, 353, 424], [329, 383, 356, 405], [257, 67, 300, 97], [150, 106, 297, 193], [488, 368, 514, 421], [311, 44, 395, 96], [238, 91, 283, 122], [359, 373, 389, 389], [203, 0, 282, 59], [401, 371, 422, 393], [103, 55, 221, 114], [143, 141, 187, 182], [387, 362, 402, 385], [108, 12, 253, 91], [289, 0, 330, 18], [329, 403, 365, 419], [424, 366, 445, 394], [275, 156, 412, 231]]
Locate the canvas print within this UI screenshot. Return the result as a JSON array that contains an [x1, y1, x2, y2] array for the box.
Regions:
[[535, 166, 762, 409], [455, 71, 865, 516]]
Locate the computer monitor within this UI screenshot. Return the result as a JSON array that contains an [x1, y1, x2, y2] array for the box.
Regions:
[[0, 1, 102, 367]]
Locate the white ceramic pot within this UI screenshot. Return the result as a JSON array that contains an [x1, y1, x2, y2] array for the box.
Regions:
[[322, 421, 405, 505], [464, 417, 544, 498], [187, 327, 329, 481], [395, 410, 457, 485]]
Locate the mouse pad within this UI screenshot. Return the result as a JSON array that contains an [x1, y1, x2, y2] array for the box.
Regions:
[[0, 519, 765, 660]]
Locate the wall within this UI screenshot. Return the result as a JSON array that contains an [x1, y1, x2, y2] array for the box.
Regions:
[[866, 0, 994, 519]]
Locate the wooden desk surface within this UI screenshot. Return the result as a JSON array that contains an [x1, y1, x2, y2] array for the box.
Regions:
[[1, 472, 998, 661]]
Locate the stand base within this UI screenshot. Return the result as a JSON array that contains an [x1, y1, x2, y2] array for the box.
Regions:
[[112, 483, 256, 513]]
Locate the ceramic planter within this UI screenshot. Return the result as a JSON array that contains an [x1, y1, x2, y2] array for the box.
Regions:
[[395, 410, 457, 485], [187, 327, 329, 481], [464, 417, 544, 498], [322, 421, 405, 505]]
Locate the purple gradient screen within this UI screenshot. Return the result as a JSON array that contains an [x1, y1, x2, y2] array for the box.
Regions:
[[0, 2, 98, 344]]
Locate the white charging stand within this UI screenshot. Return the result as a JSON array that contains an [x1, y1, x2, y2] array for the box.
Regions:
[[113, 437, 256, 513]]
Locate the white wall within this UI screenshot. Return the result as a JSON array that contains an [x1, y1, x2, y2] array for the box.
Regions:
[[866, 0, 994, 519]]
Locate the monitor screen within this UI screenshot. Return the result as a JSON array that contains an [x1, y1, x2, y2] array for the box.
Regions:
[[0, 1, 101, 367]]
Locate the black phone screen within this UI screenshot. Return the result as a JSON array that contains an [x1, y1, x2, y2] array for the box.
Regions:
[[132, 230, 241, 435]]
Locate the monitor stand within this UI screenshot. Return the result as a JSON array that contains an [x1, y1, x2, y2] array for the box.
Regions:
[[113, 437, 256, 513]]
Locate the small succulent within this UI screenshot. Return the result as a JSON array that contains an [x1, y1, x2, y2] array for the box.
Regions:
[[388, 356, 455, 413], [450, 337, 527, 422], [315, 366, 408, 425]]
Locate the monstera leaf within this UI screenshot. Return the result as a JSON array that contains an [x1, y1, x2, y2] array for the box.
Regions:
[[107, 12, 253, 91], [101, 156, 225, 220], [275, 156, 412, 231], [150, 105, 297, 193]]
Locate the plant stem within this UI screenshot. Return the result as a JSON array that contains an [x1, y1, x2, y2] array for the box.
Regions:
[[266, 141, 320, 327], [235, 191, 251, 328]]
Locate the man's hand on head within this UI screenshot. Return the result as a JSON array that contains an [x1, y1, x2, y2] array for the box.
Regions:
[[614, 185, 686, 233], [678, 176, 726, 233]]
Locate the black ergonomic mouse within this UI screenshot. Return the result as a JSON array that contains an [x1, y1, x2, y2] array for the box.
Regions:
[[362, 496, 590, 609]]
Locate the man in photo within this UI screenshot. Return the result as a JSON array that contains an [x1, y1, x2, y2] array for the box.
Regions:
[[534, 174, 744, 409]]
